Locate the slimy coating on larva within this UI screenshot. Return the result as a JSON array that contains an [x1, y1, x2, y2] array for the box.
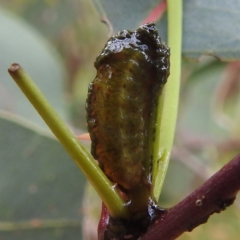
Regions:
[[86, 22, 170, 193]]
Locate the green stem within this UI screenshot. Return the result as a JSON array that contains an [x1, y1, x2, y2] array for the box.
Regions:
[[152, 0, 182, 201], [8, 63, 128, 218]]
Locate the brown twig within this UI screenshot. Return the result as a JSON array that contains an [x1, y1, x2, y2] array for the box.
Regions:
[[98, 153, 240, 239], [140, 153, 240, 240]]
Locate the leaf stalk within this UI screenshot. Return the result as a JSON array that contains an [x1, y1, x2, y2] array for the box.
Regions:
[[152, 0, 183, 201], [8, 63, 128, 218]]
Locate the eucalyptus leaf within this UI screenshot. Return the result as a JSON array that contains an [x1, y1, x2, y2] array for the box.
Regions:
[[179, 61, 227, 139], [182, 0, 240, 60], [91, 0, 240, 61], [0, 112, 86, 239], [91, 0, 161, 32], [0, 7, 66, 129]]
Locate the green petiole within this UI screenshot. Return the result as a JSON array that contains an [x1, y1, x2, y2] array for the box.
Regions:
[[8, 63, 128, 219], [152, 0, 182, 201]]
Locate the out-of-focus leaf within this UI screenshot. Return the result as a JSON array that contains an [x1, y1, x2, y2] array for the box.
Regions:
[[179, 60, 227, 139], [91, 0, 161, 32], [0, 0, 110, 129], [0, 8, 66, 129], [182, 0, 240, 60], [0, 112, 86, 239], [92, 0, 240, 61], [2, 0, 79, 38]]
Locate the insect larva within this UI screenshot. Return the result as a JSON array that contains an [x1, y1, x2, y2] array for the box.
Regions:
[[86, 22, 170, 193]]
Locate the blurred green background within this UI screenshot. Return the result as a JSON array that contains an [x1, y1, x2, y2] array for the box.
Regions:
[[0, 0, 240, 239]]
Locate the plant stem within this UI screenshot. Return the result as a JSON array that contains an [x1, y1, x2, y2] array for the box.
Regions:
[[142, 153, 240, 240], [152, 0, 182, 201], [8, 63, 128, 218]]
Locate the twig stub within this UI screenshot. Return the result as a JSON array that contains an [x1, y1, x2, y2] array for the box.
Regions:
[[8, 63, 20, 73]]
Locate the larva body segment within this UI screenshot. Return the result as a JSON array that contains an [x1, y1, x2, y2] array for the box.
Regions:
[[86, 23, 170, 192]]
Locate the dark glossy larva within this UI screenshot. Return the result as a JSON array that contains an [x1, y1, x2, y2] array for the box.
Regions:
[[86, 22, 170, 193]]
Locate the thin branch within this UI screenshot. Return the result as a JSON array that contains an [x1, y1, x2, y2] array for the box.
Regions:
[[140, 153, 240, 240], [8, 63, 127, 219]]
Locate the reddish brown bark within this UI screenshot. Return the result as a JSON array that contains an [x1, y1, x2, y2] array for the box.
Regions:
[[99, 153, 240, 240]]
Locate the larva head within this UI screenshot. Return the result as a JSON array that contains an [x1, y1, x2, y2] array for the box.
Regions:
[[95, 22, 170, 85]]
